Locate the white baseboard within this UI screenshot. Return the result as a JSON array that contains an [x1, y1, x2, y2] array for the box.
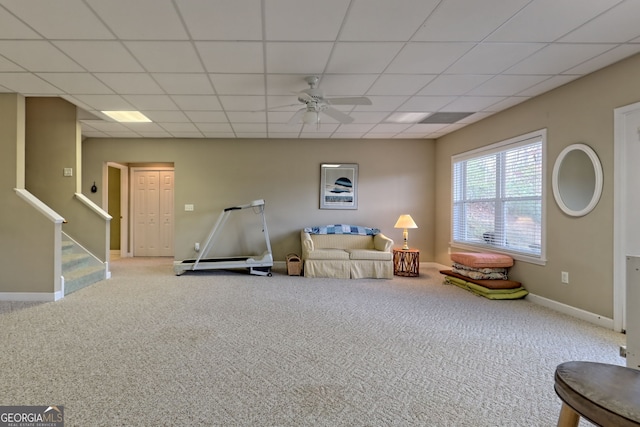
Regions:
[[0, 292, 60, 302], [526, 293, 614, 330]]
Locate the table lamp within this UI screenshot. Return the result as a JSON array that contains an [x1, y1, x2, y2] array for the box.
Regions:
[[394, 214, 418, 250]]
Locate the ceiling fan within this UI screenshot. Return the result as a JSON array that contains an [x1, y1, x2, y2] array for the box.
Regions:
[[286, 76, 372, 126]]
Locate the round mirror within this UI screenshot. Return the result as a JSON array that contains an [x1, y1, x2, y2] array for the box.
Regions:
[[552, 143, 603, 217]]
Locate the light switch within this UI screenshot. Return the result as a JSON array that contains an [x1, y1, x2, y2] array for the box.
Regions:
[[63, 168, 73, 177], [185, 204, 194, 211]]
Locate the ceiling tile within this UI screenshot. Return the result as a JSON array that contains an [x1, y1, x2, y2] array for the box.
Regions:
[[0, 56, 24, 72], [2, 0, 113, 39], [87, 0, 188, 40], [413, 0, 530, 42], [54, 41, 144, 72], [159, 122, 199, 132], [560, 1, 640, 43], [125, 42, 204, 73], [176, 0, 262, 40], [122, 95, 177, 110], [441, 96, 505, 112], [72, 94, 134, 111], [36, 72, 114, 94], [0, 73, 62, 94], [353, 96, 409, 111], [326, 42, 404, 74], [184, 111, 229, 122], [210, 74, 266, 95], [226, 111, 266, 122], [366, 74, 436, 96], [265, 0, 349, 41], [506, 43, 615, 75], [386, 42, 475, 74], [266, 42, 334, 74], [0, 41, 84, 72], [153, 74, 214, 95], [467, 75, 551, 96], [266, 75, 310, 95], [196, 42, 264, 73], [446, 43, 545, 74], [398, 96, 457, 111], [195, 123, 234, 133], [170, 95, 222, 111], [143, 111, 190, 122], [0, 7, 41, 39], [219, 96, 266, 111], [232, 123, 267, 133], [563, 44, 640, 75], [418, 74, 492, 96], [484, 96, 530, 112], [517, 75, 578, 97], [96, 73, 164, 95], [486, 0, 622, 42], [320, 74, 379, 96], [340, 0, 440, 41]]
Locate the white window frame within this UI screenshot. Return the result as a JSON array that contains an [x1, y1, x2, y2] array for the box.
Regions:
[[450, 129, 547, 265]]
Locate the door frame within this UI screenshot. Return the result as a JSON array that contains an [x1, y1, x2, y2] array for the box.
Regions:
[[130, 166, 175, 257], [613, 101, 640, 333], [103, 162, 130, 258]]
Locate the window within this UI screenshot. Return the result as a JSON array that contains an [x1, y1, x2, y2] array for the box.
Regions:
[[452, 130, 545, 263]]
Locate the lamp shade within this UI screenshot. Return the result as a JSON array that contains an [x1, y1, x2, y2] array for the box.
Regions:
[[394, 214, 418, 229]]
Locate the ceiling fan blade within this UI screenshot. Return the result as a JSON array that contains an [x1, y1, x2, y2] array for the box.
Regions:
[[322, 107, 354, 124], [287, 108, 306, 125], [252, 103, 300, 112], [325, 96, 372, 106]]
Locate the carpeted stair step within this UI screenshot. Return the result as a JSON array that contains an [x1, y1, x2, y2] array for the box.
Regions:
[[62, 252, 93, 271], [64, 264, 105, 295]]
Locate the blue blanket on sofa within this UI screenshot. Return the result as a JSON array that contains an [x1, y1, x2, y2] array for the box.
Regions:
[[304, 224, 380, 236]]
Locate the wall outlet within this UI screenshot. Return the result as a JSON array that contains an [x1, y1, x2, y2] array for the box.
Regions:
[[561, 271, 569, 284], [194, 242, 200, 252], [185, 204, 194, 211]]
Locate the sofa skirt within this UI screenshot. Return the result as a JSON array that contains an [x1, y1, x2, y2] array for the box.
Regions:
[[351, 260, 393, 279], [303, 259, 392, 279], [303, 260, 350, 279]]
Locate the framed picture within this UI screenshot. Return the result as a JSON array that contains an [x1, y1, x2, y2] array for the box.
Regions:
[[320, 163, 358, 209]]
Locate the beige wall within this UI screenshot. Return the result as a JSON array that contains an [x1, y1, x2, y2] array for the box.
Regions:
[[0, 94, 61, 294], [82, 138, 435, 262], [435, 52, 640, 319]]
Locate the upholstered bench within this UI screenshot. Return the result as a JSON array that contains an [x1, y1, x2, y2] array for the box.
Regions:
[[554, 361, 640, 426]]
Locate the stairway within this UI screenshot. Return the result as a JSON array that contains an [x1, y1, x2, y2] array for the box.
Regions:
[[62, 236, 106, 295]]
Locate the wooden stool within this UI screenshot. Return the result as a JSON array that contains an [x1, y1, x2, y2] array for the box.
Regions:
[[554, 361, 640, 427]]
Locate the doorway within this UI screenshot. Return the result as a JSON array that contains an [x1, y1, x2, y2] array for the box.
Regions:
[[614, 102, 640, 333], [131, 167, 175, 257]]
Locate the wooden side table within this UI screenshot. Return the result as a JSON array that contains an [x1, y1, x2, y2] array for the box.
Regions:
[[393, 248, 419, 277]]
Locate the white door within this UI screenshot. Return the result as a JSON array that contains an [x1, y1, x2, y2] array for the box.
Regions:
[[614, 102, 640, 367], [133, 169, 174, 256]]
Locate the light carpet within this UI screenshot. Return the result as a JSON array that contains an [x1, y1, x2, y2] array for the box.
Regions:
[[0, 257, 625, 426]]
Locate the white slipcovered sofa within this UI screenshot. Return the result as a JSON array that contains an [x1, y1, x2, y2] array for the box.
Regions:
[[301, 225, 394, 279]]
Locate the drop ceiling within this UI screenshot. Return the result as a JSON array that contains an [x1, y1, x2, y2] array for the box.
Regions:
[[1, 0, 639, 139]]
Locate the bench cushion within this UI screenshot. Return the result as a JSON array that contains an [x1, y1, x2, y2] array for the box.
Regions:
[[450, 252, 514, 268]]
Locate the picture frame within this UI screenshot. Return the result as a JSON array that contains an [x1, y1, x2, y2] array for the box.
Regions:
[[320, 163, 358, 209]]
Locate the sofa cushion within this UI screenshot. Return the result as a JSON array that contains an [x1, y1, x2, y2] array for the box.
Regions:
[[450, 252, 514, 268], [347, 249, 393, 261], [310, 234, 374, 250], [306, 248, 350, 260]]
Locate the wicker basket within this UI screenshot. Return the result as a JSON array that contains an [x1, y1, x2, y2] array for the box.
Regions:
[[286, 253, 302, 276]]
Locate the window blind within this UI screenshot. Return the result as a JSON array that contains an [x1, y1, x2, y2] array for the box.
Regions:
[[452, 131, 544, 259]]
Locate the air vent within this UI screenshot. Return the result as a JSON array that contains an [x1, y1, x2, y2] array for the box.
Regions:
[[419, 112, 474, 124]]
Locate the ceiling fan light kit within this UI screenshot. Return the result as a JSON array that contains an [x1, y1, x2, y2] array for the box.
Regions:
[[281, 76, 372, 127]]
